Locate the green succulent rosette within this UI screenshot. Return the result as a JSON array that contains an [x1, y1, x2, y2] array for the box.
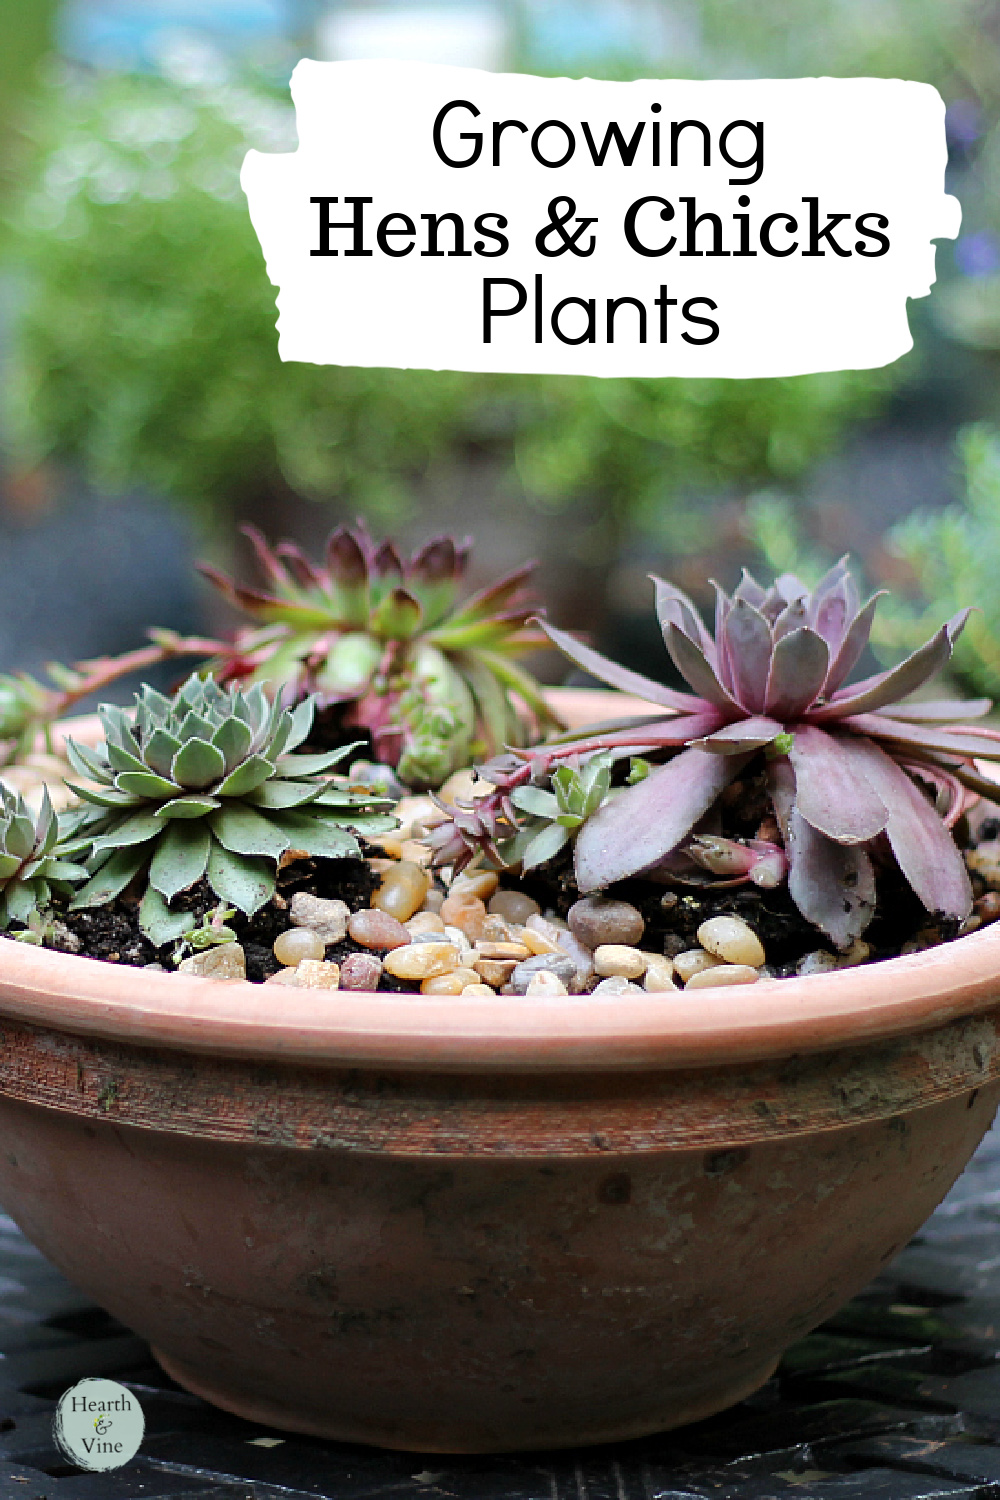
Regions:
[[0, 784, 88, 930], [61, 674, 397, 945]]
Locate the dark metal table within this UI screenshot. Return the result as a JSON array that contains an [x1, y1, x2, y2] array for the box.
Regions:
[[3, 1132, 1000, 1500]]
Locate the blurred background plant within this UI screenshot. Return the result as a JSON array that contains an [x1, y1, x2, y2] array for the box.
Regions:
[[1, 0, 999, 697]]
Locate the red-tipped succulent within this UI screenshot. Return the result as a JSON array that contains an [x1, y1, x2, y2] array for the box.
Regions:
[[199, 523, 558, 790], [434, 562, 1000, 950]]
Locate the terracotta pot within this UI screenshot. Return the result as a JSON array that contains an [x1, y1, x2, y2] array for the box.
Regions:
[[0, 688, 998, 1453]]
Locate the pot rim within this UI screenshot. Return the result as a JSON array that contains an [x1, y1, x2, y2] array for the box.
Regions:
[[0, 691, 995, 1075]]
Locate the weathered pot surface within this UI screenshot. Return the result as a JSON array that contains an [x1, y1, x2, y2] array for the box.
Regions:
[[0, 689, 996, 1452]]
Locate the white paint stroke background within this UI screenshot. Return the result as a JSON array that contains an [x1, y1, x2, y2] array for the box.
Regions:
[[241, 62, 961, 379]]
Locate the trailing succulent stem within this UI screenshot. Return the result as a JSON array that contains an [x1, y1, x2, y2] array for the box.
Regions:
[[430, 561, 1000, 950], [60, 674, 397, 945], [0, 630, 222, 768], [200, 522, 560, 788], [0, 786, 87, 930]]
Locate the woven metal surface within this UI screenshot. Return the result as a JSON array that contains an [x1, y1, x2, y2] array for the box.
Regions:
[[3, 1132, 1000, 1498]]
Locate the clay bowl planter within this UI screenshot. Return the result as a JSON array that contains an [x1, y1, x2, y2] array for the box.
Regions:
[[0, 689, 998, 1453]]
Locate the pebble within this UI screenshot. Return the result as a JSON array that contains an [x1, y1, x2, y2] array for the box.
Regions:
[[339, 952, 383, 990], [489, 890, 541, 924], [438, 769, 491, 805], [685, 964, 760, 989], [406, 911, 446, 936], [837, 940, 872, 968], [473, 958, 519, 987], [475, 941, 530, 960], [966, 841, 1000, 889], [383, 942, 461, 981], [393, 794, 442, 839], [555, 930, 598, 990], [291, 959, 340, 990], [525, 970, 568, 996], [399, 840, 433, 868], [591, 975, 645, 997], [696, 915, 766, 968], [673, 949, 724, 984], [976, 891, 1000, 923], [593, 944, 649, 980], [527, 912, 566, 936], [643, 956, 677, 992], [796, 949, 838, 976], [289, 893, 349, 944], [178, 943, 246, 980], [460, 983, 496, 998], [451, 869, 499, 901], [376, 835, 405, 858], [568, 896, 645, 950], [421, 887, 445, 914], [443, 924, 475, 954], [420, 967, 481, 994], [662, 933, 688, 958], [273, 928, 325, 967], [482, 915, 516, 943], [439, 893, 488, 941], [510, 954, 579, 994], [348, 909, 411, 951], [265, 967, 299, 986], [517, 925, 559, 956], [411, 931, 459, 945], [373, 861, 431, 922]]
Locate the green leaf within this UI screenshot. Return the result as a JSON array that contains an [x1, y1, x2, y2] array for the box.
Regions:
[[270, 811, 360, 860], [215, 756, 275, 797], [556, 813, 583, 828], [139, 886, 196, 946], [626, 757, 651, 786], [522, 822, 571, 871], [91, 809, 164, 852], [70, 845, 149, 908], [0, 853, 22, 878], [511, 786, 560, 819], [155, 796, 221, 820], [64, 783, 140, 810], [43, 859, 90, 882], [177, 711, 217, 743], [211, 716, 253, 772], [64, 739, 112, 783], [246, 780, 324, 810], [276, 749, 350, 777], [148, 821, 212, 901], [206, 838, 274, 915], [171, 737, 227, 790], [283, 697, 315, 752], [209, 804, 289, 861], [117, 770, 181, 800], [338, 812, 399, 836], [143, 728, 183, 779], [4, 814, 35, 861], [106, 740, 149, 775], [5, 879, 40, 924]]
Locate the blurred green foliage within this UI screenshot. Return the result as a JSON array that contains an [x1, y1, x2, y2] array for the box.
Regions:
[[877, 425, 1000, 697], [0, 0, 58, 197], [745, 426, 1000, 701], [3, 62, 892, 530]]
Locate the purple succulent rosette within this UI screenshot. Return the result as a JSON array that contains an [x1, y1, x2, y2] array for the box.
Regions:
[[431, 562, 1000, 950]]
